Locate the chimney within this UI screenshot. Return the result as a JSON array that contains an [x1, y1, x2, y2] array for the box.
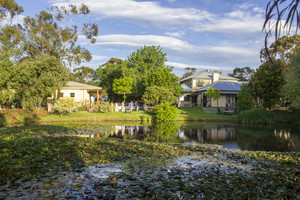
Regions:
[[212, 72, 220, 82]]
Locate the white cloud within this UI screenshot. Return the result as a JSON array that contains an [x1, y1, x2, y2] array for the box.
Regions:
[[51, 0, 264, 40], [90, 34, 258, 66], [165, 31, 185, 37]]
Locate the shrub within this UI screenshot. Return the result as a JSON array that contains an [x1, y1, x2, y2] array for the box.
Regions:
[[0, 113, 6, 127], [77, 106, 86, 111], [238, 108, 274, 124], [53, 97, 77, 116], [153, 103, 177, 121]]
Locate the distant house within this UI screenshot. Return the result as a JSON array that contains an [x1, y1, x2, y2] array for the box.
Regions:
[[53, 81, 102, 105], [178, 70, 242, 107]]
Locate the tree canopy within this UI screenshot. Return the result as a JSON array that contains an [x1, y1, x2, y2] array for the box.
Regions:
[[282, 54, 300, 109], [228, 67, 254, 81], [252, 60, 285, 109], [113, 77, 133, 102]]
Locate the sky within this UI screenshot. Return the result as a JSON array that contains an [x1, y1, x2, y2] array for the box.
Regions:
[[15, 0, 269, 77]]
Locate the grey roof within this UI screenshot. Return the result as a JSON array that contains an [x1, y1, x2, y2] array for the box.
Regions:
[[181, 83, 194, 92], [62, 81, 102, 90], [180, 70, 237, 83], [198, 81, 242, 94]]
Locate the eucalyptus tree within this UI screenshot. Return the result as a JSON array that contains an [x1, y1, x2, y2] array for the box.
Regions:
[[23, 3, 98, 67], [0, 0, 23, 24]]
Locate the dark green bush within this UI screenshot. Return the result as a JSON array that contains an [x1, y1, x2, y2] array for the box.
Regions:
[[238, 108, 274, 124], [153, 103, 177, 121], [0, 113, 6, 127]]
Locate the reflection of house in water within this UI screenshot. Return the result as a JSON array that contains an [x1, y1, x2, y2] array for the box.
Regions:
[[178, 125, 237, 148]]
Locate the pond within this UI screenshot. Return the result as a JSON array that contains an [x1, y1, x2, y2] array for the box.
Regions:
[[60, 122, 300, 152]]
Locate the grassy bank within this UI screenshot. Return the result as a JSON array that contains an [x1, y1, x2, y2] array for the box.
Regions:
[[0, 125, 299, 199], [1, 107, 299, 126]]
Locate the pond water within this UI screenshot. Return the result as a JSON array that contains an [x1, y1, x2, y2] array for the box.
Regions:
[[67, 122, 300, 152]]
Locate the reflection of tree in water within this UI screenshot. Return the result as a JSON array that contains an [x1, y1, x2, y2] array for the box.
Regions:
[[106, 123, 181, 143], [144, 122, 182, 143], [237, 127, 300, 152]]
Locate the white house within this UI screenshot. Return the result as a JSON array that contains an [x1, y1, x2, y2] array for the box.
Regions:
[[178, 70, 242, 107], [53, 81, 102, 105]]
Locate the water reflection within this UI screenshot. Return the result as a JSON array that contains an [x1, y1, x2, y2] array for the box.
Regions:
[[88, 123, 300, 152]]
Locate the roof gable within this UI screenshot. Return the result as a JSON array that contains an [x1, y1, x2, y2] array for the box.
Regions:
[[62, 81, 102, 90], [180, 70, 237, 82]]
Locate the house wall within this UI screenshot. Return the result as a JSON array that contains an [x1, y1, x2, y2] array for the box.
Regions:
[[58, 89, 91, 105]]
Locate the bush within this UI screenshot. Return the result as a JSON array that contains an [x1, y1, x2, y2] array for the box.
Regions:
[[77, 106, 86, 111], [0, 113, 6, 127], [153, 103, 177, 121], [238, 108, 274, 124], [53, 97, 77, 116]]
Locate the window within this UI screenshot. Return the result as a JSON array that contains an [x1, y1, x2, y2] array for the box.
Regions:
[[196, 80, 204, 87], [184, 95, 190, 101], [59, 93, 64, 98], [70, 93, 75, 97]]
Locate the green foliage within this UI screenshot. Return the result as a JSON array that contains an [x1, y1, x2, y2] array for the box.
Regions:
[[13, 56, 67, 108], [143, 85, 177, 105], [126, 45, 168, 97], [153, 103, 177, 121], [236, 83, 253, 110], [71, 66, 95, 84], [238, 108, 274, 124], [0, 113, 6, 127], [227, 67, 254, 81], [94, 58, 127, 100], [260, 35, 300, 65], [23, 4, 98, 67], [144, 67, 183, 97], [113, 77, 133, 102], [53, 97, 77, 116], [0, 54, 16, 104], [77, 106, 86, 111], [282, 54, 300, 109], [252, 60, 284, 109], [0, 0, 23, 23], [205, 87, 220, 107]]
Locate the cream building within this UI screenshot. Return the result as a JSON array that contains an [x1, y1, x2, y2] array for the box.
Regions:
[[53, 81, 102, 105]]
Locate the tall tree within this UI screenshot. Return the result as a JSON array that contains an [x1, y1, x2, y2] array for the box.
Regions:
[[181, 67, 196, 79], [0, 0, 23, 24], [94, 58, 127, 101], [282, 54, 300, 109], [260, 35, 300, 65], [71, 66, 95, 84], [126, 45, 168, 97], [228, 67, 255, 81], [0, 54, 15, 104], [144, 67, 183, 98], [252, 60, 285, 109], [23, 4, 98, 67], [13, 56, 67, 108]]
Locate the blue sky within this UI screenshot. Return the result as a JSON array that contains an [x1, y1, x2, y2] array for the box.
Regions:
[[15, 0, 268, 76]]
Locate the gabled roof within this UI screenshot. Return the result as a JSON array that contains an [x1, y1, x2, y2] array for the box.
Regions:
[[181, 83, 194, 93], [180, 70, 237, 82], [198, 81, 242, 94], [62, 81, 102, 90]]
